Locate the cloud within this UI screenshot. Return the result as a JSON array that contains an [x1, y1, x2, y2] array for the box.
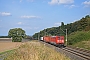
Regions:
[[48, 0, 74, 5], [64, 4, 77, 8], [69, 4, 76, 8], [21, 15, 41, 19], [83, 1, 90, 7], [0, 12, 11, 16], [17, 22, 23, 25], [64, 4, 79, 8]]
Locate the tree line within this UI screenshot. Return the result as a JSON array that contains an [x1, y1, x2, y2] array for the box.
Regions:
[[33, 15, 90, 39]]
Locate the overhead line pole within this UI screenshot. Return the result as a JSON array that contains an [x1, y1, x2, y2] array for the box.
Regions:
[[66, 29, 67, 46], [60, 28, 68, 46], [60, 23, 68, 46]]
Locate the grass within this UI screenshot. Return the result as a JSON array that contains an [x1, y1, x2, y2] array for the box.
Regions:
[[68, 31, 90, 45], [73, 40, 90, 50], [0, 49, 16, 59], [68, 30, 90, 50], [4, 41, 70, 60], [0, 49, 13, 55]]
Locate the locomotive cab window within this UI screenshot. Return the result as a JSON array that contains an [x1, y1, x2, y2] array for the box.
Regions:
[[58, 37, 61, 40], [61, 38, 63, 40]]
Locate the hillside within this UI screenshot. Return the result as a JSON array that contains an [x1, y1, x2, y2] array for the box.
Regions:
[[68, 31, 90, 50], [33, 15, 90, 50]]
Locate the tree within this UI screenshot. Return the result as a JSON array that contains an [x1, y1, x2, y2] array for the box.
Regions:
[[8, 28, 26, 42], [61, 22, 64, 27], [85, 15, 90, 18]]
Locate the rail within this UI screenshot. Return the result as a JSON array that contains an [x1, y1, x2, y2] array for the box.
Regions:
[[62, 47, 90, 60]]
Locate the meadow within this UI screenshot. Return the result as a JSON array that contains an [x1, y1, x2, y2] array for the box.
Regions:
[[3, 41, 70, 60]]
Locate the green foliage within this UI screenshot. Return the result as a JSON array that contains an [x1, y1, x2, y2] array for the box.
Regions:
[[68, 31, 90, 45], [8, 28, 26, 42], [33, 33, 38, 40], [33, 26, 66, 39], [0, 36, 10, 38], [33, 15, 90, 39]]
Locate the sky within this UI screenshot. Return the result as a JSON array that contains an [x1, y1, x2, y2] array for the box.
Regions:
[[0, 0, 90, 36]]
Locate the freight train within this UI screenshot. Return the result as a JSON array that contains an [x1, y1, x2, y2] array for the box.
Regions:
[[40, 36, 65, 47]]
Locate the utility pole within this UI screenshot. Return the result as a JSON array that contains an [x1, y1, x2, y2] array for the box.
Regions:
[[66, 29, 67, 46]]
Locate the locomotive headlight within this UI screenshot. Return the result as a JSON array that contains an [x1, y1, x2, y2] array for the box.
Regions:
[[57, 40, 59, 42], [62, 40, 64, 43]]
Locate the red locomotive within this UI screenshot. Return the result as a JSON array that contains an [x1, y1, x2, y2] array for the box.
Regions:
[[40, 36, 64, 47]]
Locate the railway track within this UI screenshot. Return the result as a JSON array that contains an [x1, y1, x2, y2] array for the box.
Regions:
[[62, 47, 90, 60], [39, 41, 90, 60]]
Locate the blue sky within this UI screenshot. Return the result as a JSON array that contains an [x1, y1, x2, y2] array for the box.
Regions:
[[0, 0, 90, 36]]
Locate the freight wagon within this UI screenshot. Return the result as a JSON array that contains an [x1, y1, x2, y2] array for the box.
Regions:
[[40, 36, 64, 47]]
